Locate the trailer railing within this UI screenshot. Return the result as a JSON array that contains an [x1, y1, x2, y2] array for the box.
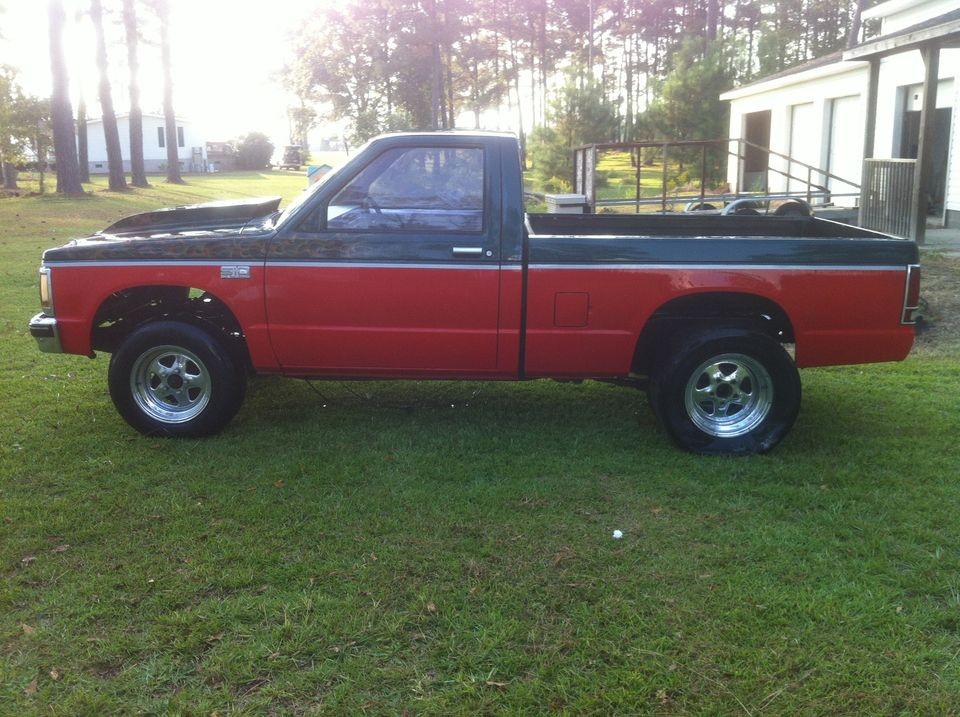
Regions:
[[572, 139, 861, 214]]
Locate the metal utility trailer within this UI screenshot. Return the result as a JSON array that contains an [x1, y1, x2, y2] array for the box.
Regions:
[[572, 139, 861, 222]]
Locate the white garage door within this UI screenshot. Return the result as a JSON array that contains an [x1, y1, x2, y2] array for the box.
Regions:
[[788, 102, 816, 195], [827, 95, 863, 207]]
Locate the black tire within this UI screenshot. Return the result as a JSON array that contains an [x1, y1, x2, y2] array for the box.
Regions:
[[108, 321, 246, 437], [774, 200, 812, 217], [648, 329, 800, 455]]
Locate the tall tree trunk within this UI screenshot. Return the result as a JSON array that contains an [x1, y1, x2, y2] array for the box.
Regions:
[[472, 48, 481, 129], [2, 162, 18, 191], [847, 0, 866, 49], [528, 38, 537, 128], [492, 3, 501, 127], [438, 47, 448, 129], [48, 0, 84, 195], [442, 4, 454, 128], [427, 0, 441, 130], [508, 35, 526, 168], [77, 98, 90, 183], [91, 0, 127, 191], [384, 41, 393, 117], [123, 0, 148, 187], [537, 7, 546, 124], [445, 48, 455, 129], [431, 40, 442, 129], [157, 0, 183, 183], [706, 0, 718, 43], [34, 128, 48, 194]]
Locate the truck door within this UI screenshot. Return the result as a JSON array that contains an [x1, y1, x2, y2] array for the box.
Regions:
[[265, 142, 503, 376]]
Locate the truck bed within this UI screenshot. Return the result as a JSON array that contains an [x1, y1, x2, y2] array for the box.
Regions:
[[526, 213, 892, 239], [525, 214, 917, 267]]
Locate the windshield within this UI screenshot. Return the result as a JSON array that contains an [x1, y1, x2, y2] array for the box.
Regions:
[[274, 152, 352, 227]]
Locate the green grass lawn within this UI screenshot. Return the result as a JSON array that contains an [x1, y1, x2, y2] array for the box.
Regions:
[[2, 174, 959, 714]]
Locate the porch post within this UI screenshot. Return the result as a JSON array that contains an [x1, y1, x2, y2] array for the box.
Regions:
[[858, 58, 880, 228], [862, 58, 880, 161], [911, 43, 940, 244]]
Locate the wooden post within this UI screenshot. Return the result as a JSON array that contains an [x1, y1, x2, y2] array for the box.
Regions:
[[573, 148, 579, 194], [635, 147, 641, 213], [734, 139, 742, 199], [862, 59, 880, 161], [911, 44, 939, 244], [699, 144, 707, 205], [858, 58, 880, 228], [661, 143, 668, 213], [591, 145, 598, 212]]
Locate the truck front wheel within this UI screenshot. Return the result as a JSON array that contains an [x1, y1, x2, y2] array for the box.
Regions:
[[649, 329, 801, 455], [108, 321, 246, 437]]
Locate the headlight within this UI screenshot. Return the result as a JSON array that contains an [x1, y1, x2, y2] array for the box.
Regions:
[[39, 266, 53, 315]]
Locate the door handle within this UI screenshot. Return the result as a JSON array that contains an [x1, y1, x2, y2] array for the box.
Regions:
[[452, 246, 483, 256]]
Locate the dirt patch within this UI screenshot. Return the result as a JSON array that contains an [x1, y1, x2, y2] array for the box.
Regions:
[[913, 251, 960, 357]]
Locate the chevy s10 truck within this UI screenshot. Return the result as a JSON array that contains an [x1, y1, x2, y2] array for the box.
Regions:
[[29, 132, 921, 454]]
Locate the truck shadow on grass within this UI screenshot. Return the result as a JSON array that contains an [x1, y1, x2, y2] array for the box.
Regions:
[[236, 376, 659, 456], [227, 372, 919, 467]]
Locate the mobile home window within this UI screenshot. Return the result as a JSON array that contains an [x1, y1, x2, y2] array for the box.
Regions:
[[157, 127, 164, 147], [177, 127, 184, 147]]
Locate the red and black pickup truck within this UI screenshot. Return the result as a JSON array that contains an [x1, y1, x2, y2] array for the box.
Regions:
[[29, 132, 920, 454]]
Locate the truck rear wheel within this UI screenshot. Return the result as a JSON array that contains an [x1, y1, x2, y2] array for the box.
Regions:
[[108, 321, 246, 437], [648, 329, 800, 455]]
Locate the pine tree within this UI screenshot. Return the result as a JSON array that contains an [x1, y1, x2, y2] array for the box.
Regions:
[[90, 0, 127, 191], [152, 0, 183, 183], [47, 0, 84, 195], [123, 0, 148, 187]]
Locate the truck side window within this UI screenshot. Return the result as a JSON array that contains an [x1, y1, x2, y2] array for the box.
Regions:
[[327, 147, 484, 233]]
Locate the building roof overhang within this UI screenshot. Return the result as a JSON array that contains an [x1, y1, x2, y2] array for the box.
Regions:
[[843, 10, 960, 61], [719, 56, 866, 102]]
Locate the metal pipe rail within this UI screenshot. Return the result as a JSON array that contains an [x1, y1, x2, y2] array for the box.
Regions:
[[572, 138, 861, 214]]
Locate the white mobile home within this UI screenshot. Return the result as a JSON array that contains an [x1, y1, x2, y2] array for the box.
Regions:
[[720, 0, 959, 232], [81, 113, 207, 174]]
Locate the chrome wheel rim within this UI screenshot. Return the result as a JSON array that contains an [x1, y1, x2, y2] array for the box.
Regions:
[[130, 345, 211, 423], [683, 353, 773, 438]]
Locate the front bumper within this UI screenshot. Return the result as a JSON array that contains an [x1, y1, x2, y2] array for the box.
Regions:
[[29, 313, 63, 353]]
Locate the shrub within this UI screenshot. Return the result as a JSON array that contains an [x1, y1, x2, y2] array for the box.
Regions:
[[235, 132, 275, 170], [543, 175, 572, 194]]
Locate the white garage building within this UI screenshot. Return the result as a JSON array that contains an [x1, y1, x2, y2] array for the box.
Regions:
[[720, 0, 960, 237]]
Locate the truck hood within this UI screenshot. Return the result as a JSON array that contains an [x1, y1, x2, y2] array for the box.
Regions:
[[42, 196, 281, 264], [101, 196, 282, 235]]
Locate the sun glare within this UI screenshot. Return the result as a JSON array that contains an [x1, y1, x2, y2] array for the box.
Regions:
[[2, 0, 341, 146]]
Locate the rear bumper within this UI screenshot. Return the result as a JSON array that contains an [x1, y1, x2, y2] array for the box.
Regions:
[[29, 313, 63, 353]]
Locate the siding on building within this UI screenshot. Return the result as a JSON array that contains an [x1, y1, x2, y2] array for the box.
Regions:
[[721, 64, 868, 206], [82, 114, 207, 174]]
